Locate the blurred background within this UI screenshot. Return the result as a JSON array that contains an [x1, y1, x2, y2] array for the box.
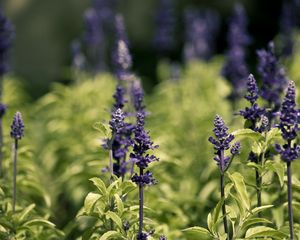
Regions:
[[2, 0, 296, 98]]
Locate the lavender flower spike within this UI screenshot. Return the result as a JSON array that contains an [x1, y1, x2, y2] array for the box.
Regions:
[[257, 42, 287, 109], [222, 4, 250, 101], [10, 111, 24, 213], [10, 112, 25, 140], [276, 81, 299, 239], [208, 115, 240, 172], [112, 15, 132, 81]]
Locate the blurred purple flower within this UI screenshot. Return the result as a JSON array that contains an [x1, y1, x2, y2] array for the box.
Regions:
[[10, 112, 24, 140], [0, 11, 14, 76], [184, 8, 219, 61], [154, 0, 176, 55], [257, 42, 288, 109], [222, 4, 250, 101]]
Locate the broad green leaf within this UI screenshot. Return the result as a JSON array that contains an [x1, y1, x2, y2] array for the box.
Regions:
[[207, 213, 213, 233], [245, 226, 286, 239], [227, 172, 250, 211], [251, 205, 273, 215], [99, 230, 122, 240], [90, 178, 107, 195], [84, 193, 101, 214], [106, 211, 123, 230], [241, 218, 272, 231], [265, 161, 285, 187], [182, 226, 211, 239], [120, 180, 136, 195], [232, 129, 263, 141], [251, 141, 263, 155], [114, 194, 124, 215], [265, 128, 281, 145], [212, 199, 224, 225]]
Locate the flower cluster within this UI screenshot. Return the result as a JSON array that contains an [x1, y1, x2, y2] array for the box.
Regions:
[[130, 112, 158, 181], [239, 74, 265, 129], [131, 80, 145, 113], [208, 115, 240, 172], [276, 81, 300, 163], [222, 4, 250, 101], [257, 42, 287, 109], [153, 0, 176, 55], [0, 12, 14, 76], [184, 9, 219, 61], [112, 15, 132, 81], [10, 112, 25, 140]]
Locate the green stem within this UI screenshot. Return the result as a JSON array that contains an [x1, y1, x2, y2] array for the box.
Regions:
[[287, 161, 294, 240], [221, 173, 230, 239], [12, 139, 18, 213], [138, 168, 144, 236]]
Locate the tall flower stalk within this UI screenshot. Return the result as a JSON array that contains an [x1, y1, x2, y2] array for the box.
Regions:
[[130, 84, 158, 239], [275, 81, 299, 239], [10, 112, 24, 213], [0, 12, 14, 176], [239, 74, 266, 210], [209, 115, 240, 239]]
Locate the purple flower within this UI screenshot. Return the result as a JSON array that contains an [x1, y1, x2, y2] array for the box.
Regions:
[[131, 171, 156, 186], [112, 15, 133, 81], [184, 9, 219, 61], [153, 0, 176, 55], [113, 85, 126, 110], [257, 42, 288, 108], [10, 112, 24, 140], [279, 2, 296, 57], [159, 235, 167, 240], [279, 81, 298, 141], [71, 40, 86, 70], [137, 232, 148, 240], [109, 108, 125, 134], [0, 11, 14, 76], [222, 4, 250, 101], [208, 115, 240, 172], [0, 103, 7, 118], [131, 80, 145, 113], [239, 74, 265, 127]]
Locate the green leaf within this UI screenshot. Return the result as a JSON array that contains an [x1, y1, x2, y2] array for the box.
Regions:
[[18, 204, 35, 223], [232, 129, 263, 141], [182, 226, 211, 239], [265, 128, 281, 145], [212, 199, 224, 225], [250, 205, 273, 215], [265, 161, 285, 187], [241, 218, 272, 230], [114, 194, 124, 215], [99, 230, 122, 240], [105, 211, 123, 230], [245, 226, 286, 239], [90, 178, 107, 195], [207, 213, 213, 233], [23, 219, 56, 228], [120, 180, 136, 195], [227, 172, 250, 211], [84, 192, 101, 214], [93, 122, 112, 139]]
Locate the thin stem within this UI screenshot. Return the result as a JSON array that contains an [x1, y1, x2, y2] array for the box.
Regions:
[[221, 173, 229, 240], [0, 119, 3, 177], [287, 161, 294, 240], [255, 169, 262, 215], [138, 168, 144, 236], [109, 149, 113, 183], [12, 139, 18, 213]]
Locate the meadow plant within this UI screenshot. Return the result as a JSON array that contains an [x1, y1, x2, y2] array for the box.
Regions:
[[222, 4, 250, 102], [209, 115, 240, 239], [10, 111, 24, 213], [275, 81, 299, 239]]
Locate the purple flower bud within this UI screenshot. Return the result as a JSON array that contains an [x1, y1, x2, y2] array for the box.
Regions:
[[113, 85, 126, 110], [109, 108, 125, 134], [131, 171, 156, 186], [136, 232, 148, 240], [231, 142, 241, 155], [131, 80, 145, 113], [10, 112, 24, 140]]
